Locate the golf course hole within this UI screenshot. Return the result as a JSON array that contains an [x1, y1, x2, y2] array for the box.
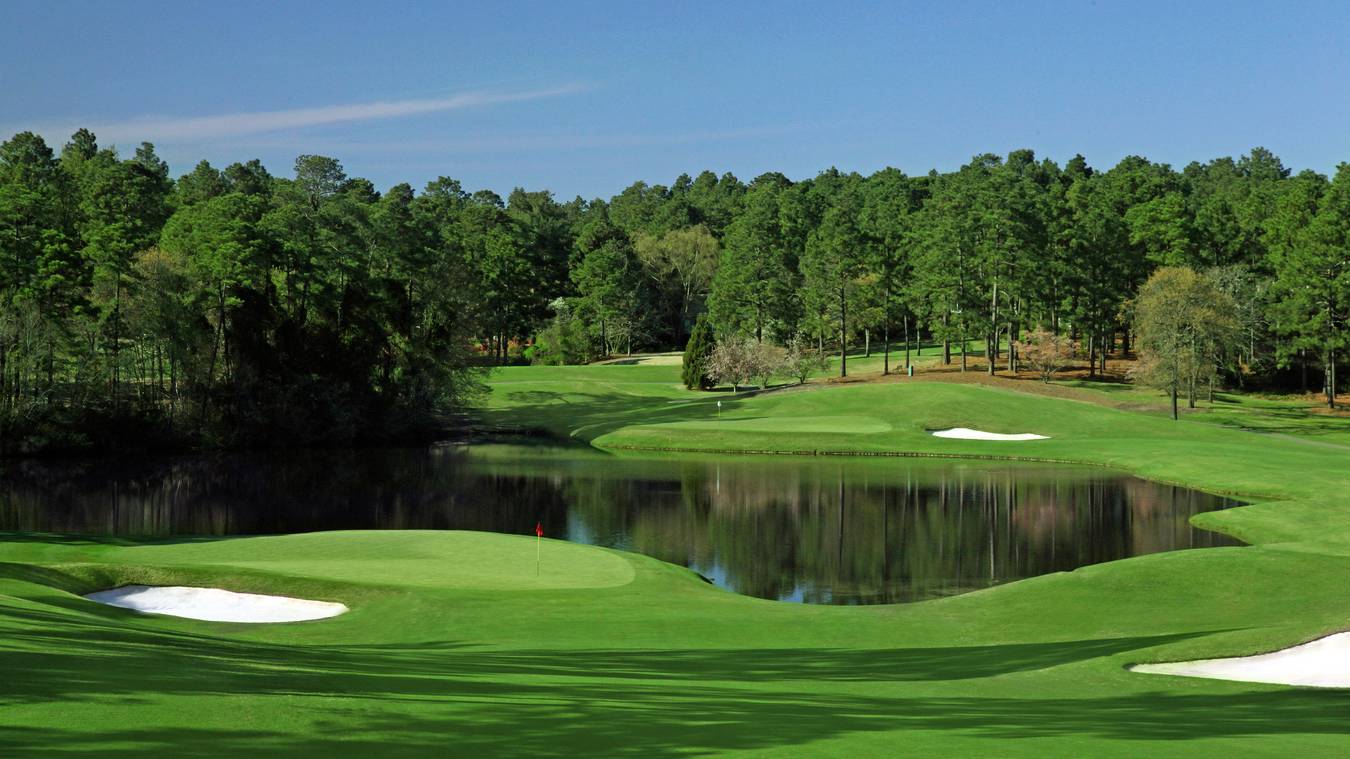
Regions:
[[1131, 632, 1350, 688], [85, 585, 349, 623], [931, 427, 1049, 441]]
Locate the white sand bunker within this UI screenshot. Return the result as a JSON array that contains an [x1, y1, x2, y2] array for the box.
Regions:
[[1132, 632, 1350, 688], [85, 585, 348, 623], [931, 427, 1048, 441]]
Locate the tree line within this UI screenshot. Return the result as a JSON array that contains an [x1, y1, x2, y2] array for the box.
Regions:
[[566, 147, 1344, 411], [2, 129, 1347, 451]]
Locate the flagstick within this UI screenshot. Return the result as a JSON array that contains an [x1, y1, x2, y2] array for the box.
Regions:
[[536, 533, 541, 577]]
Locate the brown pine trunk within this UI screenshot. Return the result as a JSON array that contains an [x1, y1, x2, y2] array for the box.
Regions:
[[882, 320, 890, 376], [904, 314, 911, 369], [1329, 350, 1338, 408], [839, 286, 848, 378], [0, 336, 7, 415], [942, 313, 950, 364]]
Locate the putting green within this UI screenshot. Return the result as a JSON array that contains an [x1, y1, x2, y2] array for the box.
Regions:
[[98, 531, 637, 591]]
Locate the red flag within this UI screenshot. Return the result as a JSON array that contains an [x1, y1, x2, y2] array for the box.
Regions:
[[535, 521, 543, 538]]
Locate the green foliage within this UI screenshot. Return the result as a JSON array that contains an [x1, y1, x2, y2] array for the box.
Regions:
[[1129, 267, 1241, 417], [681, 315, 716, 389], [708, 181, 801, 343], [1267, 165, 1350, 405], [0, 134, 490, 452], [634, 224, 719, 340], [801, 177, 868, 375], [530, 299, 592, 366], [571, 219, 646, 356]]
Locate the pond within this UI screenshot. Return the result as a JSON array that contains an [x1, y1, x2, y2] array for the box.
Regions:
[[0, 445, 1241, 604]]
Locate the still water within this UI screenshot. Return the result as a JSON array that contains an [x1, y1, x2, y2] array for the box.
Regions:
[[0, 445, 1240, 604]]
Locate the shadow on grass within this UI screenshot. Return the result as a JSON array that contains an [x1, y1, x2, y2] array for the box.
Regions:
[[4, 597, 1344, 755], [482, 387, 746, 442], [0, 532, 226, 547], [1197, 395, 1350, 439]]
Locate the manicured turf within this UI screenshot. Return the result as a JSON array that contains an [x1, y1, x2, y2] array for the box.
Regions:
[[4, 366, 1350, 755]]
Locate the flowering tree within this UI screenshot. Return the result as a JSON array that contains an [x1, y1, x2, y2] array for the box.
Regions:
[[1014, 327, 1076, 383], [749, 341, 786, 389], [708, 337, 755, 392], [710, 337, 786, 391], [783, 335, 827, 384]]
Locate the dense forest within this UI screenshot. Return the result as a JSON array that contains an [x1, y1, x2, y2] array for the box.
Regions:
[[1, 128, 1347, 453]]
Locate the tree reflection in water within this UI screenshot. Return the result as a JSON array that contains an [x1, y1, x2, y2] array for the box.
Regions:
[[0, 446, 1239, 604]]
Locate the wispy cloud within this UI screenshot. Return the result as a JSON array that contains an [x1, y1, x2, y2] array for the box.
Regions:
[[233, 123, 834, 155], [18, 84, 587, 143]]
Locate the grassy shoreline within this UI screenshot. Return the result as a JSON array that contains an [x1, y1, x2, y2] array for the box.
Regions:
[[481, 364, 1345, 541]]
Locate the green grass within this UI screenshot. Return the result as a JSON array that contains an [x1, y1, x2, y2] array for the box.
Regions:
[[5, 366, 1350, 755]]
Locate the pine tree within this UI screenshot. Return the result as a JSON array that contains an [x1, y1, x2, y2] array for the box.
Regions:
[[682, 315, 716, 390]]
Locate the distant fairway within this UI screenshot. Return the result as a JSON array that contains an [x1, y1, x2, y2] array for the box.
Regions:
[[593, 352, 685, 366], [644, 414, 893, 434]]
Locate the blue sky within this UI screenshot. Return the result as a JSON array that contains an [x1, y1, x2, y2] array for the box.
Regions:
[[3, 1, 1348, 199]]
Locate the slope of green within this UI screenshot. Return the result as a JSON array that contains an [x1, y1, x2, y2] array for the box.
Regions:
[[4, 367, 1350, 755]]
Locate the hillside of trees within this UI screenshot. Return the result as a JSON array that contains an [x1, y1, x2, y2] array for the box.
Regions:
[[2, 128, 1347, 453]]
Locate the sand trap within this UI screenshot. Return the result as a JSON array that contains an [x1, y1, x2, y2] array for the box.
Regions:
[[85, 585, 348, 623], [1132, 632, 1350, 687], [931, 427, 1048, 441]]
